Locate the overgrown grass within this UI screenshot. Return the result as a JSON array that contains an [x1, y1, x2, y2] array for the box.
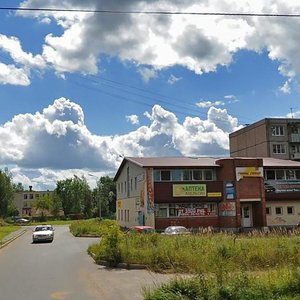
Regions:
[[144, 267, 300, 300], [89, 229, 300, 274], [69, 218, 118, 237]]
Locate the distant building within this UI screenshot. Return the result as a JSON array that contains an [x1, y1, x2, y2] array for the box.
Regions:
[[230, 118, 300, 160], [13, 186, 53, 217], [114, 156, 300, 231]]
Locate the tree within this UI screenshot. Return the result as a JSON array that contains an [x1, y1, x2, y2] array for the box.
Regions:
[[33, 194, 50, 219], [12, 182, 24, 192], [49, 191, 62, 217], [0, 169, 14, 217], [56, 175, 92, 217], [95, 176, 116, 218]]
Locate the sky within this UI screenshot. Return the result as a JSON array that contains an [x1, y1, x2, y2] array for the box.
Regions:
[[1, 0, 300, 190]]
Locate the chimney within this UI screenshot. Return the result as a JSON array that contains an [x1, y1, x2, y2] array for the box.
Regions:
[[29, 186, 32, 191]]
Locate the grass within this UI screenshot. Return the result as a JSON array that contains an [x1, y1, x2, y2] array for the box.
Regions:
[[0, 226, 20, 243], [144, 267, 300, 299]]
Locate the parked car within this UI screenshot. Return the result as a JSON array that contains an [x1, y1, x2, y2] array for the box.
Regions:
[[162, 226, 190, 235], [32, 225, 55, 243], [15, 218, 30, 224], [127, 225, 155, 234]]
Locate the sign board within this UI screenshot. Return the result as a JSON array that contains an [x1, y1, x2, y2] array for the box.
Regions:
[[236, 167, 263, 181], [173, 184, 206, 197], [219, 202, 236, 216], [177, 207, 216, 217]]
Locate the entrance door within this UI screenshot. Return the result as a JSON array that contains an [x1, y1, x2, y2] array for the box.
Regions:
[[241, 204, 253, 227]]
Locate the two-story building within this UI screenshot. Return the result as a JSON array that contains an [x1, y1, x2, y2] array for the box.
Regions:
[[114, 156, 300, 231], [13, 186, 53, 217]]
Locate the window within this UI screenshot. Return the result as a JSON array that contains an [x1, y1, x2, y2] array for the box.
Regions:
[[24, 194, 28, 199], [266, 207, 271, 215], [271, 125, 284, 136], [204, 170, 213, 180], [275, 207, 283, 215], [134, 177, 137, 190], [124, 182, 127, 194], [183, 170, 192, 181], [130, 179, 133, 191], [193, 170, 202, 180], [171, 170, 181, 181], [35, 194, 39, 198], [161, 170, 171, 181], [286, 170, 296, 180], [155, 206, 168, 217], [29, 194, 33, 199], [276, 170, 285, 180], [265, 170, 275, 180], [272, 144, 286, 154], [296, 171, 300, 180], [154, 170, 160, 181], [121, 182, 123, 193], [287, 207, 294, 215]]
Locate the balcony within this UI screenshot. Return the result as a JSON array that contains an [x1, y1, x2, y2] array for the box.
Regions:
[[290, 133, 300, 143], [292, 152, 300, 159]]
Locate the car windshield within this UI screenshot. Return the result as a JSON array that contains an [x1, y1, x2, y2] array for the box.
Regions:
[[176, 227, 188, 233], [35, 226, 51, 231]]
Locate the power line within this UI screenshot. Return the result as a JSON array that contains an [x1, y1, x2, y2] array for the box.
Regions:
[[1, 6, 300, 18]]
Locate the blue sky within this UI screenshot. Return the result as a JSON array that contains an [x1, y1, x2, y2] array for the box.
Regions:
[[0, 0, 300, 190]]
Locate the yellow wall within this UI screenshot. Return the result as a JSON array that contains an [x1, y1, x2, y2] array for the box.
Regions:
[[266, 201, 300, 226]]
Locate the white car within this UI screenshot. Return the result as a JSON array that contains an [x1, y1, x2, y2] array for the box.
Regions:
[[162, 226, 190, 235], [32, 225, 54, 243]]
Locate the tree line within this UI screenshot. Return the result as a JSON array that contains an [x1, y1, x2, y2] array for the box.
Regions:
[[0, 169, 116, 219]]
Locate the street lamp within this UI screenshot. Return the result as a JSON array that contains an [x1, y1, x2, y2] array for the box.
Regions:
[[88, 173, 101, 219]]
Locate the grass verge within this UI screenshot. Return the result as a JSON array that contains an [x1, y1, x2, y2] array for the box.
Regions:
[[0, 226, 20, 243]]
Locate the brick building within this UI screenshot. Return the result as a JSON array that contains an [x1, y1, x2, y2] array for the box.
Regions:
[[114, 156, 300, 231]]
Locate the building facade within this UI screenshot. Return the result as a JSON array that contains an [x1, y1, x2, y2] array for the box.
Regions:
[[230, 118, 300, 161], [13, 186, 53, 217], [114, 157, 300, 231]]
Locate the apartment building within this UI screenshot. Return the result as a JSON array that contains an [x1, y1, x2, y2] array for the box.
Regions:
[[13, 186, 53, 217], [230, 118, 300, 160]]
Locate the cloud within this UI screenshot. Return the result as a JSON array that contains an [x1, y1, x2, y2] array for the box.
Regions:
[[168, 74, 182, 85], [4, 0, 300, 88], [196, 100, 225, 108], [126, 114, 140, 125], [0, 97, 241, 189], [137, 67, 158, 83], [280, 81, 291, 94], [0, 34, 46, 85]]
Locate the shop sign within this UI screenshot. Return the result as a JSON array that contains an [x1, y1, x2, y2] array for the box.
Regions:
[[225, 181, 236, 200], [207, 192, 222, 197], [219, 202, 236, 216], [177, 207, 216, 217], [265, 180, 300, 193], [146, 168, 154, 213], [236, 167, 263, 181], [173, 184, 206, 197]]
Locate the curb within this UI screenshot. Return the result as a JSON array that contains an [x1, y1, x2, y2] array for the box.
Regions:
[[0, 230, 27, 249], [90, 252, 147, 270]]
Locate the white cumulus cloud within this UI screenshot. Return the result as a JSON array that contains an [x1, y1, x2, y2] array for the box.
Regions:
[[0, 97, 242, 188]]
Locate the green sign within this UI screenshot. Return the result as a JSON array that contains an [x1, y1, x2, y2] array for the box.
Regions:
[[173, 184, 206, 197]]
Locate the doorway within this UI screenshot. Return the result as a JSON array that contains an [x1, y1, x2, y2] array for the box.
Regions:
[[241, 204, 253, 227]]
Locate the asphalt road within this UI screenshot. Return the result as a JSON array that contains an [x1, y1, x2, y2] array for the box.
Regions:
[[0, 225, 173, 300]]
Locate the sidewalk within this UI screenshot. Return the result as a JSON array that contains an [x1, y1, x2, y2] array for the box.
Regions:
[[0, 228, 27, 248]]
